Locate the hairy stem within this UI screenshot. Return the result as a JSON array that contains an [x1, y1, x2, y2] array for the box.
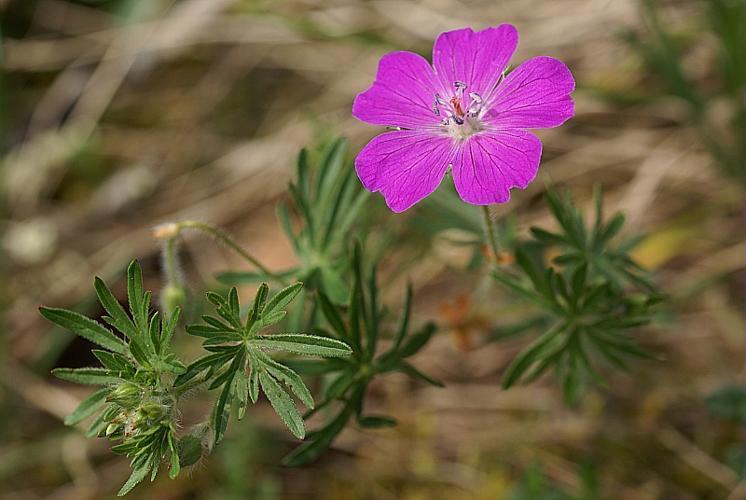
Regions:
[[162, 237, 181, 288], [176, 220, 287, 285]]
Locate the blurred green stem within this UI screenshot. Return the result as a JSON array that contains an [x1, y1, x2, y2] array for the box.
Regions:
[[176, 220, 287, 285], [481, 205, 500, 265], [162, 237, 181, 288]]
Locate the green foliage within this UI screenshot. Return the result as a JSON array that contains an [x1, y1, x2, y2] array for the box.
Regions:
[[38, 136, 669, 494], [41, 262, 350, 495], [492, 188, 664, 403], [178, 283, 351, 442], [218, 138, 368, 304], [283, 243, 441, 466], [618, 0, 746, 179], [41, 261, 185, 495]]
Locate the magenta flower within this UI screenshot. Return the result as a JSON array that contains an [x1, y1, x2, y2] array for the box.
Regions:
[[352, 25, 575, 212]]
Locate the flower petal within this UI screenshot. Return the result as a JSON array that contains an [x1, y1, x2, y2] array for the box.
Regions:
[[352, 51, 441, 129], [432, 25, 518, 97], [451, 130, 541, 205], [355, 131, 454, 212], [485, 56, 575, 129]]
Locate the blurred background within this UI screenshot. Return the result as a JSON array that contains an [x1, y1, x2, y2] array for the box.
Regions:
[[1, 0, 744, 498]]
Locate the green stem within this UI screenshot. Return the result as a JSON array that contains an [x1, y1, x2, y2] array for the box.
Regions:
[[480, 205, 500, 265], [162, 237, 181, 287], [177, 220, 287, 285]]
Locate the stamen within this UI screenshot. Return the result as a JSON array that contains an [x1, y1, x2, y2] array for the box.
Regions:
[[453, 81, 466, 99], [467, 92, 484, 117]]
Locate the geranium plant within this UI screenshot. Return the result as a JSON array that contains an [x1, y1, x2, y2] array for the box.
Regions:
[[41, 25, 662, 495]]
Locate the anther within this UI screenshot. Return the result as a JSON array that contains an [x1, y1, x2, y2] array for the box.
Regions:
[[469, 92, 483, 104]]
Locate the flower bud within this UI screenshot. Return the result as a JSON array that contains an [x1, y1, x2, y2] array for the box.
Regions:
[[138, 401, 167, 421], [152, 222, 180, 240], [107, 383, 141, 408], [161, 283, 187, 313]]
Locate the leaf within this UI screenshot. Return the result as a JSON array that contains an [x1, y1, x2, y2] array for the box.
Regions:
[[213, 370, 236, 445], [363, 263, 379, 361], [253, 350, 314, 408], [571, 263, 588, 298], [276, 202, 298, 250], [398, 323, 436, 358], [391, 282, 412, 352], [174, 350, 234, 387], [161, 307, 180, 351], [262, 282, 303, 317], [322, 369, 355, 400], [259, 371, 305, 439], [515, 247, 548, 296], [315, 138, 348, 201], [317, 292, 348, 340], [94, 277, 138, 339], [52, 367, 121, 385], [249, 283, 269, 325], [251, 334, 352, 357], [148, 312, 161, 354], [398, 361, 444, 387], [127, 260, 145, 329], [39, 307, 127, 355], [235, 370, 249, 420], [92, 350, 132, 372], [283, 408, 351, 466], [320, 267, 348, 305], [501, 324, 566, 389], [530, 227, 567, 246], [65, 387, 110, 425], [128, 338, 151, 368], [118, 464, 150, 496], [248, 353, 260, 404], [297, 148, 310, 199], [228, 287, 240, 319], [168, 432, 180, 479], [261, 310, 287, 327], [597, 213, 626, 249]]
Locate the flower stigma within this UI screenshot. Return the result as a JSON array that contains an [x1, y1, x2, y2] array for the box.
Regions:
[[433, 81, 486, 141]]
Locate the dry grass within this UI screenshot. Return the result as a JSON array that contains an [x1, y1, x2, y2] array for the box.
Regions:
[[0, 0, 743, 498]]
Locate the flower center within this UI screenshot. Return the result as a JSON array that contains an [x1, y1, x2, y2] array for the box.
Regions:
[[433, 81, 486, 140]]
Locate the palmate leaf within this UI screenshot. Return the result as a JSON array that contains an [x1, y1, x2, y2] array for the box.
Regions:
[[283, 243, 441, 465], [217, 138, 366, 304], [185, 283, 352, 443], [491, 187, 664, 403]]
